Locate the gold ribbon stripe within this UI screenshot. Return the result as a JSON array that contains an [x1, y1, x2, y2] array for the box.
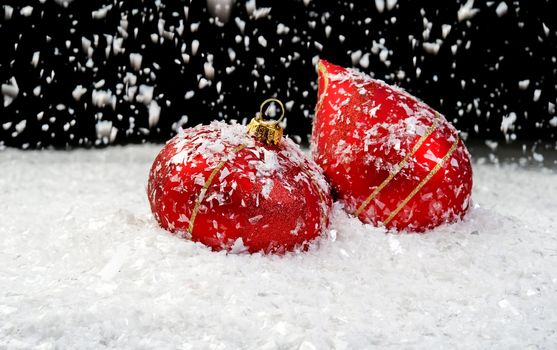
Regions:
[[188, 144, 246, 233], [355, 121, 439, 216], [383, 137, 460, 226], [307, 171, 328, 227], [315, 62, 329, 113]]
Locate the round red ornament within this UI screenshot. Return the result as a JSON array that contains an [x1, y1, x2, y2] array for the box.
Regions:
[[311, 60, 473, 232], [148, 99, 332, 253]]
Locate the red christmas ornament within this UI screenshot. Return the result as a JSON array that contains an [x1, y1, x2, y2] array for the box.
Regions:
[[311, 60, 473, 232], [148, 99, 332, 253]]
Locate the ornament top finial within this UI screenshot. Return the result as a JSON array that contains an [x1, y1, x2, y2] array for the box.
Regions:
[[247, 98, 285, 145]]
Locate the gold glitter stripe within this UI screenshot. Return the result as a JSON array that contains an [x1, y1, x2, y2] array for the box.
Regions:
[[188, 144, 246, 233], [315, 62, 329, 113], [307, 171, 325, 204], [383, 137, 460, 226], [354, 121, 438, 216], [308, 173, 327, 226]]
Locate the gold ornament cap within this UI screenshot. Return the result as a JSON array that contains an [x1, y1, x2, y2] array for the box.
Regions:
[[247, 98, 285, 145]]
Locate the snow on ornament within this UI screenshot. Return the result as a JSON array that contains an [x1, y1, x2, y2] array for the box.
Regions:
[[311, 60, 473, 232], [148, 99, 332, 253]]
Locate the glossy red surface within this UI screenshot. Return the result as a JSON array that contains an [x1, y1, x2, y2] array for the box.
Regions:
[[312, 60, 473, 232], [148, 122, 332, 253]]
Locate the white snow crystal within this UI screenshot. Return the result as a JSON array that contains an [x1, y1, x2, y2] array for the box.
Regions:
[[92, 89, 116, 109], [251, 7, 271, 19], [1, 77, 19, 107], [261, 179, 274, 199], [206, 0, 235, 23], [500, 112, 517, 134], [129, 53, 143, 71], [375, 0, 385, 13], [148, 101, 161, 128], [92, 4, 112, 19], [457, 0, 480, 21], [184, 91, 195, 100], [423, 41, 441, 55], [95, 120, 117, 143], [495, 2, 508, 17], [359, 53, 370, 68], [137, 85, 154, 104], [4, 5, 13, 20], [191, 40, 200, 55], [518, 79, 530, 90], [203, 61, 215, 80], [249, 215, 263, 224], [325, 25, 331, 38], [198, 78, 210, 89], [533, 89, 541, 102], [350, 50, 362, 65], [441, 24, 452, 38], [542, 23, 550, 37], [14, 120, 27, 134], [31, 51, 40, 67], [258, 35, 268, 47], [532, 152, 544, 162], [386, 0, 397, 11], [388, 236, 404, 255], [379, 49, 389, 63], [20, 6, 33, 17], [234, 17, 246, 33], [277, 23, 289, 35]]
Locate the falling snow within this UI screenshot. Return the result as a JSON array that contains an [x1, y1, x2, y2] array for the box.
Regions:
[[0, 1, 555, 151]]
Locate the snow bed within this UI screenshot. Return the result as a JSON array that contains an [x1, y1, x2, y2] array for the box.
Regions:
[[1, 145, 556, 349]]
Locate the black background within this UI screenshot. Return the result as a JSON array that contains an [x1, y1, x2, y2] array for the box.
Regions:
[[1, 0, 556, 149]]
